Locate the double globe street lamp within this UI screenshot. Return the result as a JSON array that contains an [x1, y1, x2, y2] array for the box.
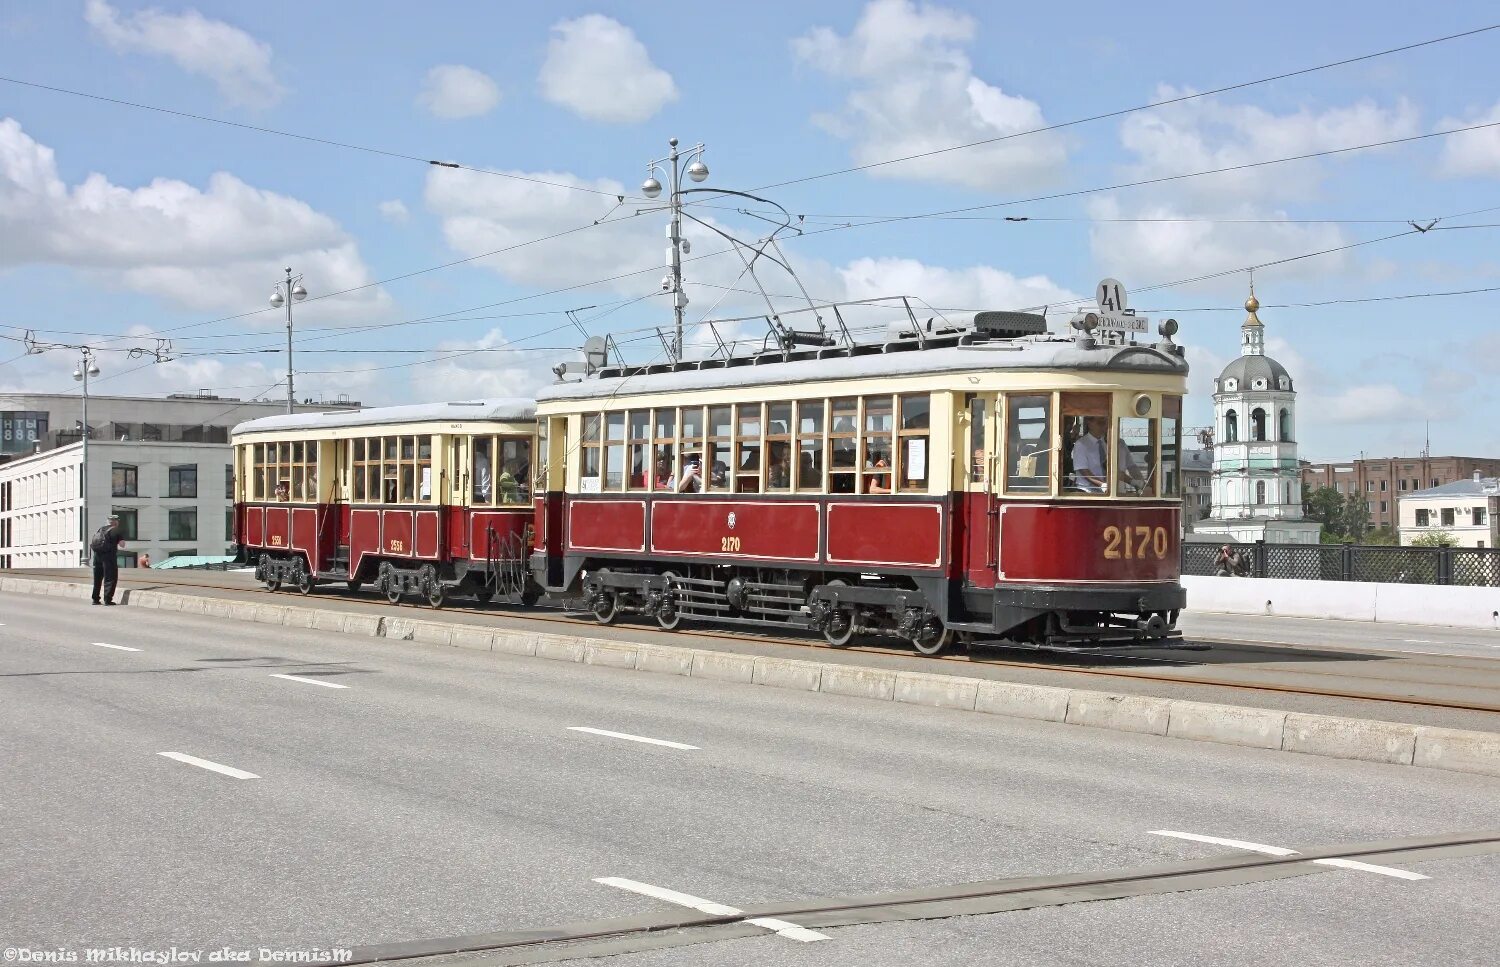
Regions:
[[269, 267, 308, 414], [640, 138, 708, 361]]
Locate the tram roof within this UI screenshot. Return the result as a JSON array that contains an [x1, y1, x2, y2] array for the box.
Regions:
[[231, 397, 535, 436], [537, 336, 1187, 404]]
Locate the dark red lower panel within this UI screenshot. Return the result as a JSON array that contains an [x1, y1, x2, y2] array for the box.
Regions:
[[650, 499, 820, 562], [568, 499, 646, 553], [415, 511, 441, 558], [826, 502, 943, 569], [381, 511, 414, 558], [999, 503, 1180, 582]]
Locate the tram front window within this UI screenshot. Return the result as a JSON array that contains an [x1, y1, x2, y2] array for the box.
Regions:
[[1004, 393, 1051, 494], [1061, 393, 1110, 495], [1116, 415, 1158, 496]]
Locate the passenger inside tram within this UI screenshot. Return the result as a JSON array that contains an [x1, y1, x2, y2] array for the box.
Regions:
[[473, 441, 492, 501], [677, 455, 703, 492], [767, 443, 791, 490], [497, 462, 520, 503]]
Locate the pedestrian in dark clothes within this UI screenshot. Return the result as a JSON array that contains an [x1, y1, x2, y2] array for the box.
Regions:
[[90, 514, 126, 605]]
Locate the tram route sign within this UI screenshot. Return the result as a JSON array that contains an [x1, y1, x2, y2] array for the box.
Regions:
[[1072, 277, 1148, 335]]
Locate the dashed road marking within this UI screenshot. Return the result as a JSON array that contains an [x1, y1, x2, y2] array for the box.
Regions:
[[91, 642, 141, 652], [269, 673, 348, 689], [594, 877, 828, 942], [568, 727, 698, 750], [158, 752, 260, 780], [1149, 830, 1428, 880]]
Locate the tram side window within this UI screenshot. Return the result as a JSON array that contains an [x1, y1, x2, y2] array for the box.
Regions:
[[1061, 393, 1113, 495], [862, 396, 893, 494], [473, 437, 493, 502], [766, 403, 792, 491], [1161, 396, 1182, 498], [897, 394, 930, 492], [829, 397, 858, 493], [253, 443, 267, 499], [418, 437, 433, 500], [627, 410, 650, 491], [605, 413, 626, 491], [1117, 409, 1158, 497], [653, 409, 677, 491], [706, 406, 732, 491], [1005, 394, 1052, 494], [498, 436, 531, 504], [795, 400, 825, 492], [679, 407, 704, 492], [352, 439, 367, 501], [580, 415, 602, 492], [736, 403, 762, 493], [383, 437, 399, 503], [968, 395, 987, 484]]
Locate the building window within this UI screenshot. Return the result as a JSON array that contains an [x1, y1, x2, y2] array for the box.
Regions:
[[112, 507, 139, 540], [1476, 507, 1488, 526], [1380, 500, 1387, 513], [168, 508, 198, 540], [226, 509, 234, 541], [1368, 481, 1375, 492], [1415, 509, 1430, 527], [1250, 408, 1267, 442], [112, 464, 138, 497], [1400, 480, 1407, 491], [1440, 508, 1455, 527], [1278, 408, 1291, 441], [225, 464, 234, 500], [1224, 409, 1238, 443], [168, 464, 198, 498], [1256, 480, 1266, 504], [168, 548, 198, 559], [1379, 480, 1387, 492], [1432, 478, 1440, 488]]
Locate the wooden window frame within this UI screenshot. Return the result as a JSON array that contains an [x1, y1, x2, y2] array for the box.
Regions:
[[794, 399, 826, 493]]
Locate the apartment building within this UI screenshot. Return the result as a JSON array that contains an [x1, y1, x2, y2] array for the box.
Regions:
[[1300, 456, 1500, 532]]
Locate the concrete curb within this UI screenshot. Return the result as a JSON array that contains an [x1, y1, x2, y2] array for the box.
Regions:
[[3, 575, 1498, 779]]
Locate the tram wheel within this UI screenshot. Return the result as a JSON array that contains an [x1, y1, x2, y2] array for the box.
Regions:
[[295, 567, 315, 596], [520, 587, 542, 608], [655, 571, 682, 631], [591, 592, 620, 625], [911, 617, 953, 656], [346, 580, 363, 594], [424, 579, 446, 609], [820, 579, 855, 648], [383, 582, 403, 605], [474, 586, 496, 604]]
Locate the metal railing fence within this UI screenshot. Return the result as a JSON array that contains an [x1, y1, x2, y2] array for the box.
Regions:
[[1182, 540, 1500, 587]]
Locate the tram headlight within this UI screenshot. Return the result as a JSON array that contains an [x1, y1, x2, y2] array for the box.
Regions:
[[1159, 318, 1178, 338], [1133, 394, 1153, 416]]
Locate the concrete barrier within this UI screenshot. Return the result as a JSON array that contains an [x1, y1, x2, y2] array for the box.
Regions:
[[4, 575, 1498, 778], [1184, 574, 1500, 629]]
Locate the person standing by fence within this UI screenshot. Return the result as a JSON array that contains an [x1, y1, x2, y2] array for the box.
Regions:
[[89, 514, 125, 605]]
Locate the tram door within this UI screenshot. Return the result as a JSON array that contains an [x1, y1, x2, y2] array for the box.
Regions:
[[330, 439, 350, 560], [960, 394, 997, 586]]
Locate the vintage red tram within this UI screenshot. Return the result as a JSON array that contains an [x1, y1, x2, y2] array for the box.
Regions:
[[529, 312, 1188, 652], [231, 400, 542, 606]]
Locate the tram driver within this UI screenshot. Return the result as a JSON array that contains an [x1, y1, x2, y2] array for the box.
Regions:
[[1070, 416, 1143, 494]]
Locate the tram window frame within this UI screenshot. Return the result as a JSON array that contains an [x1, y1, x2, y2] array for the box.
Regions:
[[627, 410, 651, 491], [496, 436, 531, 505], [766, 402, 793, 492], [382, 437, 400, 503], [679, 406, 705, 493], [534, 420, 549, 496], [603, 413, 626, 491], [1116, 412, 1159, 498], [653, 408, 677, 492], [580, 415, 602, 492], [706, 406, 732, 492], [861, 396, 894, 494], [795, 400, 826, 493], [735, 403, 763, 493], [967, 395, 988, 487], [1003, 393, 1053, 496], [252, 443, 267, 500], [351, 439, 366, 501], [1161, 396, 1183, 498], [897, 394, 930, 493], [1060, 393, 1113, 497], [829, 397, 858, 493]]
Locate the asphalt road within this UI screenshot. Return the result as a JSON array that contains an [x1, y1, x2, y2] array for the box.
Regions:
[[1, 592, 1496, 966], [8, 568, 1500, 731]]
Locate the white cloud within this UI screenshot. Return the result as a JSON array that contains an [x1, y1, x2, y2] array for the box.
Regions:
[[1118, 87, 1420, 204], [792, 0, 1067, 191], [0, 117, 389, 320], [1300, 384, 1436, 425], [838, 256, 1079, 316], [1436, 101, 1500, 178], [377, 199, 409, 223], [413, 328, 568, 402], [1087, 197, 1350, 289], [538, 15, 676, 123], [84, 0, 283, 108], [416, 64, 501, 119]]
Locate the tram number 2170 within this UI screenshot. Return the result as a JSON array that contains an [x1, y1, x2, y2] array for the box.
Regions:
[[721, 536, 742, 552], [1102, 525, 1169, 560]]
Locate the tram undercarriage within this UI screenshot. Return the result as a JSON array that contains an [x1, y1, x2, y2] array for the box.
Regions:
[[573, 560, 1184, 655]]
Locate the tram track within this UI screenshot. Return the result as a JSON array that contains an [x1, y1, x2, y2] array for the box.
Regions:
[[9, 569, 1500, 716]]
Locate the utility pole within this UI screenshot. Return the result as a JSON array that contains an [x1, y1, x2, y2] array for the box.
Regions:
[[269, 267, 308, 413], [73, 349, 99, 563], [639, 138, 708, 360]]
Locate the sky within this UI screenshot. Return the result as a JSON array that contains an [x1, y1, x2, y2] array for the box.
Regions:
[[0, 0, 1497, 461]]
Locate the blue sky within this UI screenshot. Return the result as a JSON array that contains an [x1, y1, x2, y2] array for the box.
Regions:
[[1, 0, 1497, 460]]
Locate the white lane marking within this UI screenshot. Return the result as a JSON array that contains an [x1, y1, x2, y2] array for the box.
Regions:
[[1150, 830, 1428, 880], [568, 727, 698, 750], [269, 673, 349, 689], [1148, 830, 1297, 856], [1311, 857, 1430, 880], [91, 642, 141, 652], [157, 752, 260, 780], [594, 877, 828, 942]]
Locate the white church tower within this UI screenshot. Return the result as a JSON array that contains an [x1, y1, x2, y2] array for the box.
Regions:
[[1191, 284, 1321, 545]]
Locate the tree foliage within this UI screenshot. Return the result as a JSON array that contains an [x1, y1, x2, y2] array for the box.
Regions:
[[1303, 485, 1373, 543], [1409, 530, 1458, 547]]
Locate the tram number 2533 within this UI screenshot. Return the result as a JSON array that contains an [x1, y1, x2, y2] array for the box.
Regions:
[[1102, 525, 1169, 561]]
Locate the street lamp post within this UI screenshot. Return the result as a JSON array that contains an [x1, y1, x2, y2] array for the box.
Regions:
[[72, 349, 100, 564], [269, 267, 308, 414], [640, 138, 708, 361]]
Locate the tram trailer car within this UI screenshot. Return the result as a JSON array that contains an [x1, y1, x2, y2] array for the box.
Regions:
[[531, 312, 1188, 653], [231, 399, 544, 607]]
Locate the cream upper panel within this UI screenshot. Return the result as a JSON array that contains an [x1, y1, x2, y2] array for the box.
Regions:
[[232, 419, 536, 445]]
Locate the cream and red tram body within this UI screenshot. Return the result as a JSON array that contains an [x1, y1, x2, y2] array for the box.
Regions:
[[530, 314, 1189, 652], [231, 399, 542, 606]]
